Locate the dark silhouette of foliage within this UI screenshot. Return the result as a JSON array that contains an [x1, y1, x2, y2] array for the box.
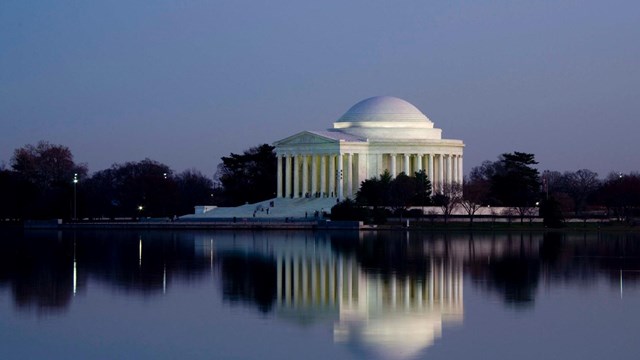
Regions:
[[469, 152, 541, 223], [216, 144, 276, 206], [562, 169, 600, 216], [0, 168, 29, 220], [541, 169, 600, 216], [8, 141, 87, 219], [389, 172, 416, 213], [330, 198, 370, 221], [490, 152, 541, 207], [471, 152, 541, 207], [596, 172, 640, 221], [175, 169, 215, 216], [83, 159, 177, 219], [356, 170, 432, 210], [356, 171, 392, 207], [432, 182, 462, 223], [539, 196, 565, 228], [413, 170, 433, 205], [461, 176, 489, 222]]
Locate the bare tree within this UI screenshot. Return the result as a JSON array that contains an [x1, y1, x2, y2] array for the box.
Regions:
[[461, 176, 489, 224], [542, 170, 563, 199], [562, 169, 600, 216], [432, 182, 462, 223], [513, 205, 538, 224]]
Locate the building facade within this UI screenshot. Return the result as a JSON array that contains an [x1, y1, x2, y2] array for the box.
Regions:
[[273, 96, 465, 199]]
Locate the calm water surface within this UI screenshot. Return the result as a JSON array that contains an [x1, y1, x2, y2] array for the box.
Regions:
[[1, 229, 640, 359]]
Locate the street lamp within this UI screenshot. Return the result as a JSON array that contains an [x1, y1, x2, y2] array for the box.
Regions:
[[73, 173, 78, 221]]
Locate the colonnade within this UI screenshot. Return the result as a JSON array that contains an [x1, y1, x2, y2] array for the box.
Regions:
[[277, 153, 356, 199], [276, 152, 463, 199], [384, 153, 463, 192], [275, 252, 464, 311]]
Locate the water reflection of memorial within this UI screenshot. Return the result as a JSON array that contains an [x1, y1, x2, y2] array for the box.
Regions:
[[3, 229, 640, 327], [204, 232, 464, 359]]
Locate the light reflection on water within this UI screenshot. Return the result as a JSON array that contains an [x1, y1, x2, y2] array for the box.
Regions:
[[1, 229, 640, 359]]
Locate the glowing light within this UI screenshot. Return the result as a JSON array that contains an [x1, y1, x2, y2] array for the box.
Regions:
[[163, 265, 167, 294], [139, 239, 142, 267], [73, 260, 77, 295]]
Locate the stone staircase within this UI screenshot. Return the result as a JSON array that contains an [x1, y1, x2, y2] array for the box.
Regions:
[[181, 197, 339, 220]]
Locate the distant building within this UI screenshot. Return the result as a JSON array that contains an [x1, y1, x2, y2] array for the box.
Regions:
[[273, 96, 464, 198]]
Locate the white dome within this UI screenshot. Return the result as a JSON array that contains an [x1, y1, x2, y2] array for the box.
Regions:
[[337, 96, 431, 123], [331, 96, 441, 141]]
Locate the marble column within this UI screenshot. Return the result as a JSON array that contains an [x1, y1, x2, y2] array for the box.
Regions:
[[329, 155, 336, 197], [277, 155, 283, 198], [320, 155, 327, 196], [337, 154, 344, 199], [311, 155, 317, 196], [390, 154, 397, 178], [285, 154, 292, 198], [302, 155, 309, 197], [403, 154, 410, 175], [453, 155, 458, 184], [438, 154, 444, 192], [428, 154, 434, 191], [458, 156, 464, 184], [346, 153, 353, 198], [293, 155, 300, 198], [447, 154, 453, 186]]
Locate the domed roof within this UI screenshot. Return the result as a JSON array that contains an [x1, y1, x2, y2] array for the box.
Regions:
[[337, 96, 431, 123]]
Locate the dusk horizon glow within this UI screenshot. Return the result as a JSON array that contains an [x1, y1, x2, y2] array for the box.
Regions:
[[2, 1, 639, 178]]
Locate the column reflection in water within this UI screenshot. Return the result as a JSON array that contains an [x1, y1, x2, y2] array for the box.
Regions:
[[200, 231, 464, 359], [330, 257, 463, 360]]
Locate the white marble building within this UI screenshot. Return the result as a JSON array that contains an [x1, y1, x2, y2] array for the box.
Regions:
[[273, 96, 464, 199]]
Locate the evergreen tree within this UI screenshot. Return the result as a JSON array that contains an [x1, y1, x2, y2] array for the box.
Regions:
[[216, 144, 277, 206]]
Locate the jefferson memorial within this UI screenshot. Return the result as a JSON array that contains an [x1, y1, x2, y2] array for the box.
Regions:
[[188, 96, 464, 218], [274, 96, 464, 199]]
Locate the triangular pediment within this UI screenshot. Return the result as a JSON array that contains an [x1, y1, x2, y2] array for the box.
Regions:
[[274, 131, 338, 146]]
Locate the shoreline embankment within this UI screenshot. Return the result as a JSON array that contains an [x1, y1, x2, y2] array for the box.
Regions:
[[1, 217, 635, 232]]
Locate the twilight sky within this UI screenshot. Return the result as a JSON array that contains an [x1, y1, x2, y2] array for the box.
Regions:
[[1, 0, 639, 178]]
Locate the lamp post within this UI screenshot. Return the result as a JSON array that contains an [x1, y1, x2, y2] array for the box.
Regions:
[[73, 173, 78, 221]]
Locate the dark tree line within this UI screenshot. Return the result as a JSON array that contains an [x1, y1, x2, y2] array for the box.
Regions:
[[3, 141, 640, 222], [0, 141, 279, 220], [357, 170, 433, 210], [332, 170, 434, 222], [1, 141, 88, 219], [332, 151, 640, 225], [594, 172, 640, 221], [467, 152, 541, 208], [82, 160, 215, 219], [466, 154, 640, 224], [465, 152, 542, 222], [0, 142, 215, 220], [332, 152, 542, 223]]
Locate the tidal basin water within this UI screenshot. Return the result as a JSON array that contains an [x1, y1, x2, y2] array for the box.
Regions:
[[1, 229, 640, 359]]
